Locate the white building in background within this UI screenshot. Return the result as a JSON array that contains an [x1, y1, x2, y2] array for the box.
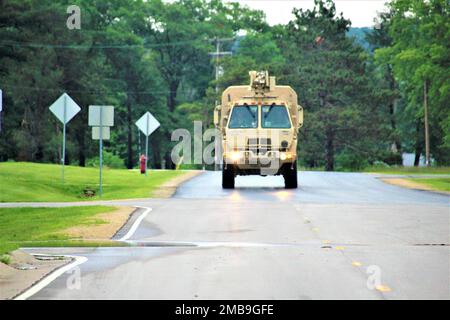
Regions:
[[402, 153, 427, 167]]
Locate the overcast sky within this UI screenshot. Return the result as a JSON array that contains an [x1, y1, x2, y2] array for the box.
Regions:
[[226, 0, 390, 28]]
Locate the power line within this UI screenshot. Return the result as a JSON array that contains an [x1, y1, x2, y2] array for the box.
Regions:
[[209, 37, 233, 171], [1, 83, 182, 96], [0, 37, 225, 50]]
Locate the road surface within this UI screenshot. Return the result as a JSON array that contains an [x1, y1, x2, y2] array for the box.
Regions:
[[17, 171, 449, 299]]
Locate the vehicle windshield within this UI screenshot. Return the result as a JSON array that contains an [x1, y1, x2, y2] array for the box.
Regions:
[[228, 105, 258, 129], [261, 105, 291, 128]]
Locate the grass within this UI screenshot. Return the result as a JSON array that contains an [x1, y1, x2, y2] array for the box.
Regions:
[[0, 254, 11, 264], [406, 178, 450, 192], [0, 206, 122, 255], [364, 165, 450, 175], [0, 162, 187, 202]]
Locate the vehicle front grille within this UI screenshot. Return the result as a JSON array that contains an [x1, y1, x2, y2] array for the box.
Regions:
[[247, 138, 272, 155]]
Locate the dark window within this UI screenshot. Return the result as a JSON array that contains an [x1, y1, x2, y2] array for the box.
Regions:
[[228, 105, 258, 129], [261, 105, 291, 128]]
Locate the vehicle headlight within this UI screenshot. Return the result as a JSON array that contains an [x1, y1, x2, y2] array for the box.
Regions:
[[230, 151, 241, 162], [279, 152, 293, 161]]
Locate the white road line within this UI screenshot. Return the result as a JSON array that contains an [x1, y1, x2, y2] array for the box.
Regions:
[[117, 206, 152, 241], [14, 255, 88, 300], [13, 206, 151, 300]]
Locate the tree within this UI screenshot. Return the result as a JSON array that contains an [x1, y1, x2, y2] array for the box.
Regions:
[[218, 31, 285, 89], [376, 0, 450, 165], [366, 10, 403, 159], [278, 0, 384, 170]]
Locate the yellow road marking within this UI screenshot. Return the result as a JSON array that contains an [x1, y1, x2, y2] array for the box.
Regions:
[[375, 285, 392, 292], [352, 261, 362, 267], [335, 246, 345, 250]]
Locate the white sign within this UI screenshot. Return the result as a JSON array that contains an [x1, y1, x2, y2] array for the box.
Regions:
[[49, 93, 81, 124], [88, 106, 114, 127], [0, 89, 3, 112], [135, 111, 160, 137], [92, 127, 110, 140]]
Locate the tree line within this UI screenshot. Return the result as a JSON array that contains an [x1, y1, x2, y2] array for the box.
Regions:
[[0, 0, 448, 170]]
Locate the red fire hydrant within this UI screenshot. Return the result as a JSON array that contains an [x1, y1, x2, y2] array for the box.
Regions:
[[140, 154, 147, 174]]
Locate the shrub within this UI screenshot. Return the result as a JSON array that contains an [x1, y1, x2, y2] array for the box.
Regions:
[[87, 151, 125, 169], [335, 151, 369, 171], [0, 254, 11, 265], [380, 151, 403, 166]]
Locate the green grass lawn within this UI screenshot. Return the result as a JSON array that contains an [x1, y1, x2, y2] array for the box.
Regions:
[[0, 162, 187, 202], [0, 206, 121, 256], [407, 178, 450, 192], [364, 166, 450, 175]]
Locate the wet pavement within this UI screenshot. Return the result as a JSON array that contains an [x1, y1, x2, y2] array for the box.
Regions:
[[12, 171, 450, 299]]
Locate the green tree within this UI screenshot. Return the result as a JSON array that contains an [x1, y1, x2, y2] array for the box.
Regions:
[[366, 10, 403, 160], [376, 0, 450, 165], [278, 0, 384, 170]]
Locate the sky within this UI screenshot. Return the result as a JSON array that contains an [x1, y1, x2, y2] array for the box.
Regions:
[[226, 0, 390, 28]]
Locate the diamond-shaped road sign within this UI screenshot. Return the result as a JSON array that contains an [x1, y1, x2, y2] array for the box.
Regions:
[[49, 93, 81, 124], [136, 111, 160, 137], [48, 93, 81, 185]]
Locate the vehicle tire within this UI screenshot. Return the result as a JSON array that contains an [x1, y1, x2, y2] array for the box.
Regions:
[[283, 161, 298, 189], [222, 164, 235, 189]]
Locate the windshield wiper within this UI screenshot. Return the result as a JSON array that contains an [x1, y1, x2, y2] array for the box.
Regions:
[[243, 105, 256, 121]]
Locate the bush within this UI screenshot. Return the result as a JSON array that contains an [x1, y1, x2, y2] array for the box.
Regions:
[[380, 151, 403, 166], [87, 151, 125, 169], [335, 151, 369, 171], [177, 163, 203, 170], [371, 160, 390, 168], [0, 254, 11, 265]]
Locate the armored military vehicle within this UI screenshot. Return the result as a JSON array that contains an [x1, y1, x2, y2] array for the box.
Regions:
[[214, 71, 303, 189]]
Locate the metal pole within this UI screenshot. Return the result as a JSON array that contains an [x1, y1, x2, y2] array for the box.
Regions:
[[215, 38, 219, 171], [62, 95, 67, 184], [424, 80, 430, 167], [215, 38, 220, 93], [210, 38, 234, 171], [145, 135, 149, 176], [99, 107, 103, 197], [138, 127, 141, 168], [145, 114, 149, 176], [62, 123, 66, 184]]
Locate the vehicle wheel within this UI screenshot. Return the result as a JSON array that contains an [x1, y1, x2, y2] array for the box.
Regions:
[[283, 161, 298, 189], [222, 164, 235, 189]]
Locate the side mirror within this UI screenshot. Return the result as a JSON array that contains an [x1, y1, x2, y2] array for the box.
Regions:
[[222, 116, 228, 129], [297, 105, 304, 130], [214, 105, 221, 128]]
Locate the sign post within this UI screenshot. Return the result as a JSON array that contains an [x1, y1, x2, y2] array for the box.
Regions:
[[89, 106, 114, 197], [49, 93, 81, 184], [0, 89, 3, 133], [135, 112, 160, 176], [99, 106, 103, 197]]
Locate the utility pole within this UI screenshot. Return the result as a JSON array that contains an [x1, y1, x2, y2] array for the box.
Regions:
[[424, 79, 430, 167], [137, 127, 141, 167], [209, 37, 233, 171]]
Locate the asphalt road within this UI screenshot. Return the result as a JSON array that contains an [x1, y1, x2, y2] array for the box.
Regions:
[[19, 171, 449, 299]]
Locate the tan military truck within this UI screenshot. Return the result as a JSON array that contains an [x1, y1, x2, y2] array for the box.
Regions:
[[214, 71, 303, 189]]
